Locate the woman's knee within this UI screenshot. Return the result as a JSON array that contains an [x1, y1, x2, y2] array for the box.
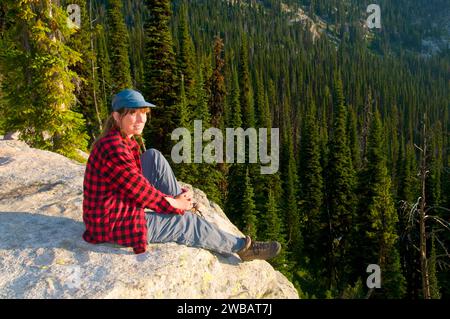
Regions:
[[143, 148, 161, 160]]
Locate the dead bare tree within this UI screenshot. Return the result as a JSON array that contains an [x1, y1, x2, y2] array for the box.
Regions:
[[406, 113, 450, 299]]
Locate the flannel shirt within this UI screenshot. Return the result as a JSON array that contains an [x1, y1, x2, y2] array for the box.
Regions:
[[82, 128, 184, 254]]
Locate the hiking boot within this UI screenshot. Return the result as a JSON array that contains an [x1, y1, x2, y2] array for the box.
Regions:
[[237, 236, 281, 261]]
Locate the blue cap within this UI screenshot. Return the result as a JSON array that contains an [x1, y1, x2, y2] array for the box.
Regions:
[[111, 89, 156, 111]]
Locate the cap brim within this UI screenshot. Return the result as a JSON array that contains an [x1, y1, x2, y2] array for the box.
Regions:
[[143, 101, 156, 108]]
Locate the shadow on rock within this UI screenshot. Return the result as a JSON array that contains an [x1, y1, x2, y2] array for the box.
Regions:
[[0, 211, 131, 255]]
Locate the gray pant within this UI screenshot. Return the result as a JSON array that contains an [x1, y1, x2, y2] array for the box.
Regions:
[[141, 149, 246, 255]]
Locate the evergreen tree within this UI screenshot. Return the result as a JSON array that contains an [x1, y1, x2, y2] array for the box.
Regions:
[[63, 0, 106, 145], [299, 101, 325, 275], [347, 104, 361, 170], [397, 139, 421, 299], [106, 0, 132, 91], [208, 36, 226, 129], [191, 63, 223, 205], [281, 126, 302, 263], [427, 121, 443, 208], [177, 0, 196, 102], [143, 0, 179, 155], [238, 34, 255, 129], [429, 232, 442, 299], [241, 167, 258, 239], [254, 70, 267, 128], [95, 22, 112, 112], [172, 74, 196, 185], [324, 74, 356, 291], [228, 67, 242, 128], [0, 0, 88, 161], [356, 109, 406, 298], [224, 67, 245, 225], [262, 174, 291, 276]]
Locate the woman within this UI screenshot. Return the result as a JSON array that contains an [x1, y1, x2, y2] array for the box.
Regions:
[[82, 88, 281, 261]]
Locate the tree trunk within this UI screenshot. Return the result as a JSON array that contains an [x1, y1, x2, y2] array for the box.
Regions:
[[419, 113, 431, 299]]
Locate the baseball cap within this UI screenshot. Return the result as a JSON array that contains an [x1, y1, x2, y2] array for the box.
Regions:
[[111, 89, 156, 111]]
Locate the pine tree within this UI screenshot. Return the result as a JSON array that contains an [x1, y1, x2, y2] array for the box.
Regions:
[[427, 121, 443, 208], [254, 70, 267, 129], [238, 34, 255, 129], [191, 61, 223, 205], [324, 74, 356, 291], [95, 22, 112, 112], [299, 101, 325, 274], [241, 167, 258, 239], [106, 0, 132, 91], [397, 139, 421, 299], [0, 0, 88, 161], [262, 174, 290, 275], [63, 0, 106, 145], [281, 126, 302, 262], [356, 109, 406, 298], [177, 0, 196, 102], [228, 67, 242, 128], [347, 104, 361, 170], [172, 74, 196, 185], [429, 232, 441, 299], [143, 0, 179, 155], [208, 36, 226, 129], [225, 67, 245, 226]]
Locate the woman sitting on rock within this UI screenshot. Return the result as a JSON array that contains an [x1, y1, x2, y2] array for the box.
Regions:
[[82, 88, 281, 261]]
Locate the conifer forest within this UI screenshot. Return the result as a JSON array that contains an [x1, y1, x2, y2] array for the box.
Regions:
[[1, 0, 449, 299]]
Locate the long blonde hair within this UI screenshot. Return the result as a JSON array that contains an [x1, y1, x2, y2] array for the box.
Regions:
[[93, 108, 150, 153]]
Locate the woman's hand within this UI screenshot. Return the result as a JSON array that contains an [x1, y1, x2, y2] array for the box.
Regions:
[[176, 188, 193, 202], [164, 194, 193, 211]]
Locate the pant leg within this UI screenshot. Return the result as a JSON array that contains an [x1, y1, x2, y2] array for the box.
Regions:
[[141, 148, 182, 197], [145, 211, 246, 255]]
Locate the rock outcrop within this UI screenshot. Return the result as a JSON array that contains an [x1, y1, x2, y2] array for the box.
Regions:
[[0, 139, 298, 299]]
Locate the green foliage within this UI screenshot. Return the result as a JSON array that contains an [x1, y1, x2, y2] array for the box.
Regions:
[[106, 0, 132, 91], [62, 0, 107, 145], [324, 74, 356, 291], [0, 0, 88, 161], [143, 0, 179, 156], [241, 167, 258, 239]]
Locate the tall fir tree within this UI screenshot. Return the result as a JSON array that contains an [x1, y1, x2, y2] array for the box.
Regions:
[[171, 74, 196, 185], [176, 0, 196, 102], [143, 0, 179, 155], [208, 36, 226, 129], [191, 63, 223, 205], [281, 125, 302, 263], [324, 74, 356, 292], [0, 0, 88, 161], [355, 109, 406, 298], [95, 22, 112, 113], [106, 0, 132, 92], [396, 139, 421, 299], [262, 174, 291, 277], [238, 34, 255, 129], [347, 104, 361, 170], [241, 167, 258, 239], [298, 101, 325, 275], [63, 0, 106, 145]]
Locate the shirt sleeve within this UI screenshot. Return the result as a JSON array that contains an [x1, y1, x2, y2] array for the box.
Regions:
[[100, 139, 184, 215]]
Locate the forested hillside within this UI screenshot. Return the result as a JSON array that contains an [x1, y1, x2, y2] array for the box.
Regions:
[[0, 0, 449, 299]]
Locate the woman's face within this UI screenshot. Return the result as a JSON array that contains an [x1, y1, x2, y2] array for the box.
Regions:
[[113, 109, 148, 137]]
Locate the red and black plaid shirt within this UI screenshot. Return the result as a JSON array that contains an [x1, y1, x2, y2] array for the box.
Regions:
[[82, 128, 184, 254]]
